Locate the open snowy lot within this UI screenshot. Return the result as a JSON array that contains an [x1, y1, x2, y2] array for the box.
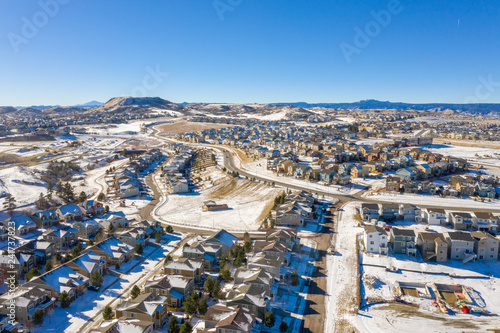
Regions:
[[156, 178, 281, 231], [423, 144, 500, 168]]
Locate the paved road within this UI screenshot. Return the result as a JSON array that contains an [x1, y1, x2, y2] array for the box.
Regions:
[[301, 199, 347, 333]]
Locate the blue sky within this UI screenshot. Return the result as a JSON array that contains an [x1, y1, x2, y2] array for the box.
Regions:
[[1, 0, 499, 106]]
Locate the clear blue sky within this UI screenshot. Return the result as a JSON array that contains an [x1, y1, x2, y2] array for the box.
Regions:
[[1, 0, 499, 106]]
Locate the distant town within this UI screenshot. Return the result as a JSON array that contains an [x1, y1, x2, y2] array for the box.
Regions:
[[0, 97, 499, 332]]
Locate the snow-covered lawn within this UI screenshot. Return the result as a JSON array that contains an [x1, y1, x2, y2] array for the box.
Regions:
[[423, 144, 500, 168]]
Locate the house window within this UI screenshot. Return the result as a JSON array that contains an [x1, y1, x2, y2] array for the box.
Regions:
[[370, 241, 374, 245]]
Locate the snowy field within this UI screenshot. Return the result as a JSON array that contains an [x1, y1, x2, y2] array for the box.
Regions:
[[156, 178, 281, 231], [325, 202, 362, 333], [31, 233, 182, 333], [366, 192, 500, 210], [423, 144, 500, 168]]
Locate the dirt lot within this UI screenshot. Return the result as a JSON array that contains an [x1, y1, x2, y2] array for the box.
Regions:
[[157, 121, 234, 134]]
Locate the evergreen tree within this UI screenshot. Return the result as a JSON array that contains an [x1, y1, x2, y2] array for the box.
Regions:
[[45, 260, 53, 272], [78, 191, 87, 203], [167, 316, 179, 333], [97, 192, 105, 201], [179, 320, 193, 333], [60, 291, 71, 308], [26, 268, 41, 281], [204, 276, 215, 294], [91, 271, 103, 287], [198, 299, 208, 315], [212, 279, 221, 298], [135, 243, 143, 255], [184, 297, 196, 316], [264, 310, 275, 328], [3, 194, 16, 216], [155, 231, 161, 243], [33, 308, 44, 325], [290, 271, 300, 286], [103, 305, 114, 320], [279, 320, 289, 332], [220, 269, 231, 282], [130, 285, 141, 299]]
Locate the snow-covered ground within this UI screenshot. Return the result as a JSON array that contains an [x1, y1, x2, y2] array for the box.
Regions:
[[325, 202, 500, 332], [366, 192, 500, 210], [325, 202, 362, 333], [156, 178, 280, 231], [423, 144, 500, 168]]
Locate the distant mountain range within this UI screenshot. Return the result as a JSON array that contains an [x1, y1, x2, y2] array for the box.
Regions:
[[271, 99, 500, 116], [75, 100, 103, 108], [3, 98, 500, 118]]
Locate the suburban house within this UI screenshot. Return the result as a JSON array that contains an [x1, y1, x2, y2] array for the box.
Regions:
[[6, 216, 37, 235], [361, 203, 380, 222], [80, 200, 105, 215], [144, 274, 194, 308], [416, 232, 448, 262], [473, 212, 498, 232], [422, 208, 448, 225], [66, 251, 107, 279], [204, 230, 238, 255], [201, 305, 258, 333], [449, 212, 474, 230], [389, 228, 417, 256], [90, 318, 153, 333], [72, 218, 102, 240], [83, 237, 134, 266], [115, 293, 169, 328], [444, 231, 475, 260], [24, 265, 90, 299], [471, 231, 499, 260], [0, 286, 56, 323], [57, 204, 85, 222], [363, 225, 388, 255], [399, 204, 421, 223], [163, 258, 203, 282], [380, 203, 400, 221], [42, 227, 78, 250], [32, 210, 60, 228], [234, 267, 275, 298], [224, 284, 268, 320]]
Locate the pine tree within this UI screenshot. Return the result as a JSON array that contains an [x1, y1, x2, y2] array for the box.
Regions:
[[198, 299, 208, 315], [179, 320, 193, 333], [33, 308, 44, 325], [45, 260, 53, 272], [60, 291, 71, 308], [168, 316, 179, 333], [135, 243, 143, 255], [204, 276, 215, 294], [103, 305, 114, 320], [279, 320, 289, 332], [91, 271, 103, 287], [131, 285, 141, 299], [3, 194, 16, 216], [264, 310, 275, 328], [155, 231, 161, 243]]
